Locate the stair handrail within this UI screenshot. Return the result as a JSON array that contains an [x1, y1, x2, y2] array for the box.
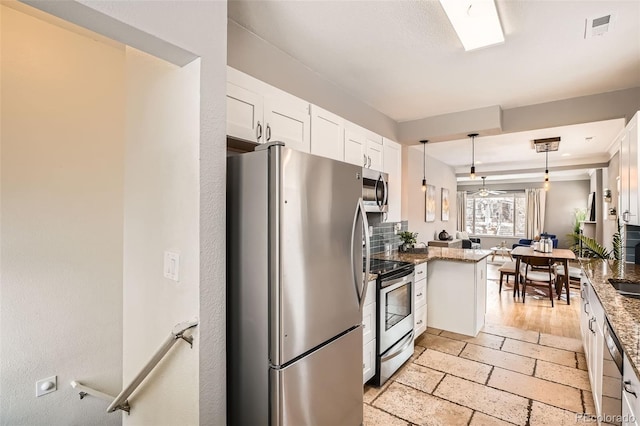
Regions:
[[105, 318, 199, 413]]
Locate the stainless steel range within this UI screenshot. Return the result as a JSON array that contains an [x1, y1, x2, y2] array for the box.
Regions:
[[369, 259, 415, 386]]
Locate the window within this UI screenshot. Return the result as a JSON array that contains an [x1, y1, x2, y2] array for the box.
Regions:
[[465, 192, 526, 237]]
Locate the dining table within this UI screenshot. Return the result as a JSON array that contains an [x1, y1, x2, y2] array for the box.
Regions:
[[511, 246, 577, 304]]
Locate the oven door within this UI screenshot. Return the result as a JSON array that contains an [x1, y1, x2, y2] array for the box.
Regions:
[[378, 271, 414, 354]]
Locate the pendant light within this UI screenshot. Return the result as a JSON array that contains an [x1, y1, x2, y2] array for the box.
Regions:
[[543, 149, 550, 191], [420, 140, 428, 191], [468, 133, 478, 179]]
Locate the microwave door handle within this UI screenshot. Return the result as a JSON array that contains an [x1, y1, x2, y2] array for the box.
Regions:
[[381, 173, 388, 208], [374, 175, 381, 208]]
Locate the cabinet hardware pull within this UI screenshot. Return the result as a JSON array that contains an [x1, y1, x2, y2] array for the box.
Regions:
[[256, 121, 262, 141], [588, 317, 596, 334], [584, 302, 589, 314], [624, 381, 637, 398], [363, 154, 367, 167], [417, 271, 423, 275], [417, 320, 423, 325], [417, 293, 423, 297], [266, 124, 271, 141], [367, 156, 371, 168]]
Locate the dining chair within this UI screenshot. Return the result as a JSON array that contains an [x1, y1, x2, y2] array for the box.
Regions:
[[498, 261, 517, 293], [519, 256, 557, 307]]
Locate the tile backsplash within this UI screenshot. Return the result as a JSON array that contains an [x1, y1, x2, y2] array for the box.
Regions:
[[368, 218, 408, 255], [625, 224, 640, 263]]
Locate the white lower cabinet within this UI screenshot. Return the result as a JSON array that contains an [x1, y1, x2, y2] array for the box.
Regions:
[[414, 263, 427, 339], [623, 354, 640, 425], [363, 279, 376, 384], [427, 258, 486, 336]]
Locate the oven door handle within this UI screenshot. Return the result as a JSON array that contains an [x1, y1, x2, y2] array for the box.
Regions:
[[381, 331, 415, 362], [381, 273, 412, 291], [351, 197, 370, 311]]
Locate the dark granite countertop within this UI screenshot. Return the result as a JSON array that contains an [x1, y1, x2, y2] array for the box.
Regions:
[[372, 247, 492, 264], [579, 259, 640, 378]]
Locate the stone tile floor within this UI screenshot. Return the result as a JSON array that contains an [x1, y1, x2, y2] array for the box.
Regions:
[[363, 325, 593, 425]]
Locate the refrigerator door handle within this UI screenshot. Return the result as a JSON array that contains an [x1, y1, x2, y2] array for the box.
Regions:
[[351, 198, 370, 310]]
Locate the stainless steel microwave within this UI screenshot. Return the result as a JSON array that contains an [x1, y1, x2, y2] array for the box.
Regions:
[[362, 168, 388, 213]]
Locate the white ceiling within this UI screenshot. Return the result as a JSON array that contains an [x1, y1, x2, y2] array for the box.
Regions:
[[229, 0, 640, 178]]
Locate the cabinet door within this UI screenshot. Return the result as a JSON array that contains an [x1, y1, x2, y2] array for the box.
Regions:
[[227, 82, 264, 143], [414, 304, 427, 338], [580, 279, 590, 355], [344, 128, 366, 167], [383, 139, 402, 223], [362, 301, 375, 344], [264, 97, 311, 153], [310, 105, 344, 161], [363, 339, 375, 384], [623, 355, 640, 425], [629, 114, 638, 224], [365, 133, 383, 171]]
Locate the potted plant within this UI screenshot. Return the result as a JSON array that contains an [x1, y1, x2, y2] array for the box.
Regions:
[[567, 218, 622, 260], [398, 231, 418, 252]]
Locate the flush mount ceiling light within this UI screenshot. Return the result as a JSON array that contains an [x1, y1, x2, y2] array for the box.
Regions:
[[533, 137, 561, 152], [420, 140, 428, 191], [439, 0, 505, 51], [468, 133, 478, 179]]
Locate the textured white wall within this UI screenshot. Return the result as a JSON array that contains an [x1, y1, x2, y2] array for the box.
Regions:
[[66, 2, 229, 424], [405, 145, 458, 244], [122, 47, 200, 426], [0, 5, 124, 425]]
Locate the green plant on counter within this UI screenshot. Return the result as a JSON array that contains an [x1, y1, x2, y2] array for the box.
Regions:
[[398, 231, 418, 248], [567, 218, 622, 260]]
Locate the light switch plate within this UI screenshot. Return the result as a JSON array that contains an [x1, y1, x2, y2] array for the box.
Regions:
[[36, 376, 57, 397], [164, 251, 180, 281]]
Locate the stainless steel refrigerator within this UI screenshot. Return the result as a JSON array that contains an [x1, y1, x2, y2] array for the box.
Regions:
[[227, 142, 369, 425]]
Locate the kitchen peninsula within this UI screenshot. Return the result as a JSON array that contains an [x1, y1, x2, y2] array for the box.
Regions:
[[377, 247, 492, 337]]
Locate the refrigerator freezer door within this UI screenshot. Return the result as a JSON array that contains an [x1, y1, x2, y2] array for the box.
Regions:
[[273, 147, 364, 365], [270, 326, 363, 426]]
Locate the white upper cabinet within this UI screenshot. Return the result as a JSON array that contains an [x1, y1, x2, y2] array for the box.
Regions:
[[365, 132, 383, 171], [264, 97, 311, 153], [227, 67, 311, 152], [310, 105, 344, 161], [383, 138, 402, 223], [620, 112, 639, 225], [227, 82, 264, 144], [344, 127, 366, 167], [344, 121, 384, 171]]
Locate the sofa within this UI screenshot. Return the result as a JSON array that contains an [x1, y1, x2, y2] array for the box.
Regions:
[[512, 233, 558, 249], [456, 231, 481, 249]]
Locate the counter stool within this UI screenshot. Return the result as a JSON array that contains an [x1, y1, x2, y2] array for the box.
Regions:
[[498, 261, 518, 294]]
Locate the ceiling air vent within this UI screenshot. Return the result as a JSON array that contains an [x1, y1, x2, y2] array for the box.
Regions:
[[585, 14, 613, 38]]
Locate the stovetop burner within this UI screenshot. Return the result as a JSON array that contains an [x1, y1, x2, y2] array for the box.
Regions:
[[367, 258, 414, 276]]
